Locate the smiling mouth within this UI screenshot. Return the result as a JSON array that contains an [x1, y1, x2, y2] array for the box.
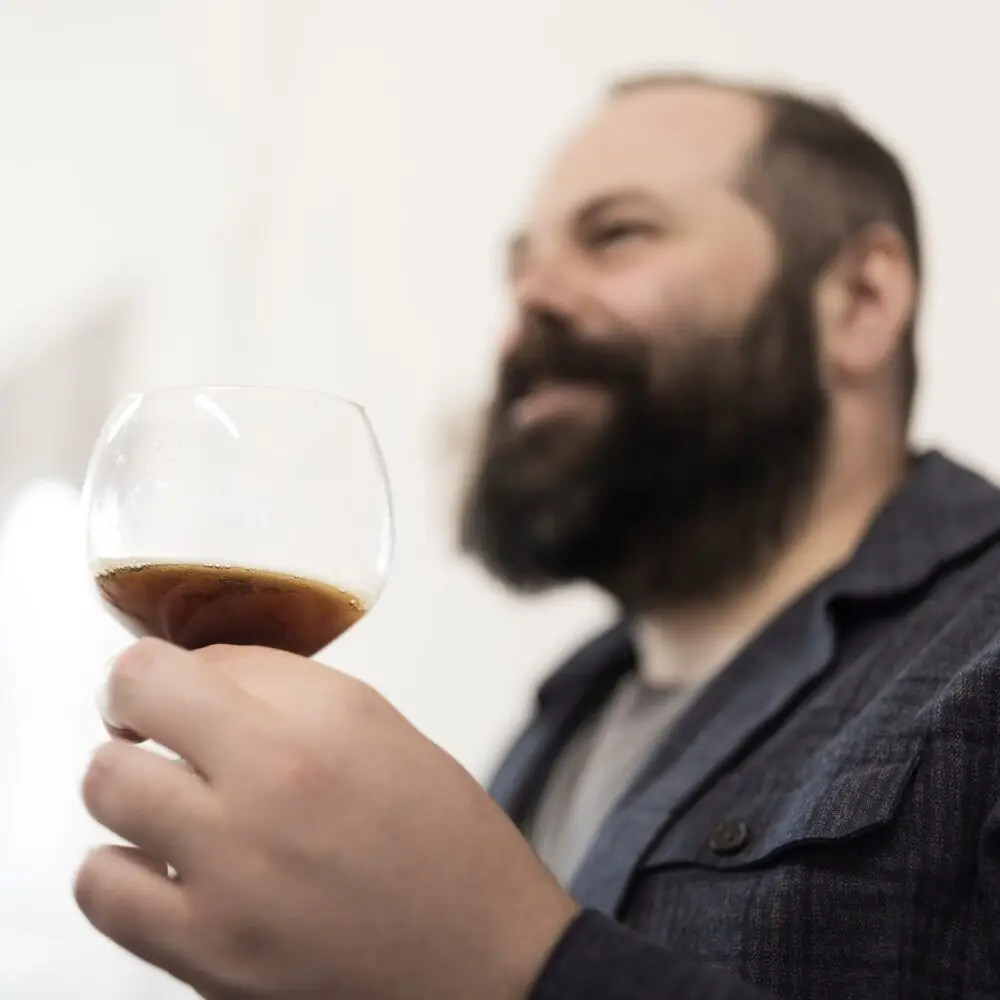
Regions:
[[508, 381, 611, 428]]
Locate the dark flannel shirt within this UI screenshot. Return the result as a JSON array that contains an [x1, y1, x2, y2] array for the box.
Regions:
[[489, 451, 1000, 999]]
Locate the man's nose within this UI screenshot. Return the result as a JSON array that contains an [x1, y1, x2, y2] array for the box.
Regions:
[[510, 244, 582, 320], [503, 249, 585, 354]]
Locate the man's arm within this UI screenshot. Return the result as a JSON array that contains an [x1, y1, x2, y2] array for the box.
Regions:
[[531, 910, 772, 1000]]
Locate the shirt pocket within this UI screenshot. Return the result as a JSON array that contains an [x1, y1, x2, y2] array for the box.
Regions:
[[640, 728, 926, 873]]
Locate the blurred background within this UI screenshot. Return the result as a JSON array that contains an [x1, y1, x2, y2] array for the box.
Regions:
[[0, 0, 997, 994]]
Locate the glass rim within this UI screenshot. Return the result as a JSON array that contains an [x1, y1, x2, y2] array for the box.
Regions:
[[112, 384, 368, 415]]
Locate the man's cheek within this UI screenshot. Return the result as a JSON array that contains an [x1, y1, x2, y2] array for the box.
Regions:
[[599, 266, 700, 336]]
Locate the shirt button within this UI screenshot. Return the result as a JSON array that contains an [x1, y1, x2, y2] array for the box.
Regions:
[[708, 819, 751, 856]]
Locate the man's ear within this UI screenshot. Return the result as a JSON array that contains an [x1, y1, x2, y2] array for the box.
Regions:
[[814, 223, 916, 386]]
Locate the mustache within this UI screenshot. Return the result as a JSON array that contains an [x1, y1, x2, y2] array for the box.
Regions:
[[496, 311, 649, 407]]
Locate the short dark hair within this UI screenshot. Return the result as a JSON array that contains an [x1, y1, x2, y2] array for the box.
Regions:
[[610, 72, 921, 424]]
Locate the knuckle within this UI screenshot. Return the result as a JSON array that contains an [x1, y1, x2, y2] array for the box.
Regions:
[[81, 742, 122, 817], [109, 638, 161, 704], [268, 742, 324, 798], [256, 732, 344, 815], [193, 643, 238, 667], [338, 675, 384, 722], [196, 908, 272, 977], [73, 855, 99, 915], [73, 847, 113, 924]]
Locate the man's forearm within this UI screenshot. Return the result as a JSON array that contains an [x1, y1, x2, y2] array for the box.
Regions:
[[530, 911, 774, 1000]]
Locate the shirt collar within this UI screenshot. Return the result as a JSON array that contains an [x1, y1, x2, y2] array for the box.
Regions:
[[535, 450, 1000, 711]]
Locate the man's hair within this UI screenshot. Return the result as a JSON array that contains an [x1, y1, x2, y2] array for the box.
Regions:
[[610, 72, 921, 423]]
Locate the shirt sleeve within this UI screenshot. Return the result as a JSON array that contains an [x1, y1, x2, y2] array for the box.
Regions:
[[530, 910, 775, 1000]]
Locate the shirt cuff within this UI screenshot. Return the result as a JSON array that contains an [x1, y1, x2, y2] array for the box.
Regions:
[[528, 908, 771, 1000]]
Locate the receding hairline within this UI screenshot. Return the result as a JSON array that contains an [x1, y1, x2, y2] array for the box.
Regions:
[[608, 69, 917, 271], [607, 69, 922, 427], [602, 73, 805, 200], [607, 69, 845, 124]]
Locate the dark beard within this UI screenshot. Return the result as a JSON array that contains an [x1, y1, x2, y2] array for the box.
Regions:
[[459, 279, 828, 611]]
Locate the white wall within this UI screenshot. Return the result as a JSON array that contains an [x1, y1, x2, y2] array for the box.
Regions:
[[0, 0, 292, 385], [0, 0, 999, 993]]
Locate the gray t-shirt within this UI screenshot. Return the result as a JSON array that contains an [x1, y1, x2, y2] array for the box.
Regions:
[[527, 673, 696, 887]]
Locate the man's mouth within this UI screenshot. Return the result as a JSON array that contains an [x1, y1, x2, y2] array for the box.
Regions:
[[508, 380, 611, 429]]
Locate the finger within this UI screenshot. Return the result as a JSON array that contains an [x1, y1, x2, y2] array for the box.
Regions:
[[195, 642, 363, 733], [101, 638, 269, 777], [103, 720, 143, 742], [82, 739, 219, 873], [75, 844, 198, 984], [108, 843, 169, 878], [97, 653, 144, 742], [123, 845, 182, 883]]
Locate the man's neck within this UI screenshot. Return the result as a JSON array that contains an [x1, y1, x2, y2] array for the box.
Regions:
[[635, 443, 909, 689]]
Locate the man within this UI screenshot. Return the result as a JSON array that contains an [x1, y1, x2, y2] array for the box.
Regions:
[[76, 73, 1000, 998]]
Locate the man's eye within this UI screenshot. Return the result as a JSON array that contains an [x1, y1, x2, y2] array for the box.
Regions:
[[589, 222, 656, 247]]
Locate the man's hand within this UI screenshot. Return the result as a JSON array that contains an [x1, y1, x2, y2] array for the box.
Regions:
[[76, 639, 579, 1000]]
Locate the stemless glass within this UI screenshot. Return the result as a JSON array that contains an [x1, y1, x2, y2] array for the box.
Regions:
[[82, 386, 393, 657]]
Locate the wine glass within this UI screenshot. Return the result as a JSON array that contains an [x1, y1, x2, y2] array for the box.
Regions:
[[82, 386, 393, 657]]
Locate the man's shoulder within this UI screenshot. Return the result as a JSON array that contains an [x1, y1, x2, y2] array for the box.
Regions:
[[826, 521, 1000, 788]]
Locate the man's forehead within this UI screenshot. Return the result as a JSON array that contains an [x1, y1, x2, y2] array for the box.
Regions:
[[528, 84, 767, 222]]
